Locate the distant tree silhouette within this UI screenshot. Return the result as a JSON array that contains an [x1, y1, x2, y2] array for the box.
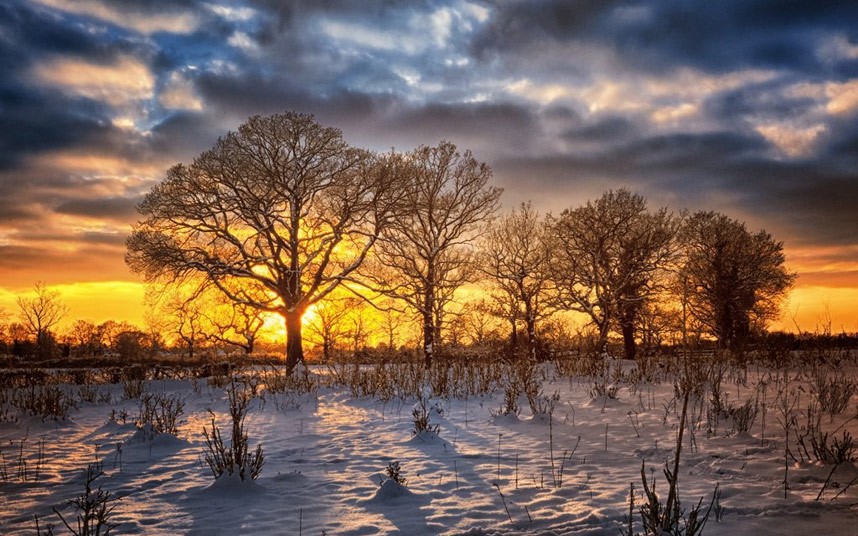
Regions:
[[67, 319, 102, 356], [459, 299, 502, 347], [16, 282, 68, 359], [679, 211, 795, 350], [305, 295, 357, 361], [204, 297, 266, 356]]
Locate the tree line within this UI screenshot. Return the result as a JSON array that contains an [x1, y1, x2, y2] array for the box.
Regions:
[[0, 282, 153, 360], [123, 111, 795, 370]]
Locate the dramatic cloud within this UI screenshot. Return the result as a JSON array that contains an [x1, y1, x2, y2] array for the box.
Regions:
[[0, 0, 856, 326], [32, 0, 201, 35], [31, 54, 155, 107]]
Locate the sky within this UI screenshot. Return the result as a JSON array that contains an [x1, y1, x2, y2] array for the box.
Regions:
[[1, 0, 857, 332]]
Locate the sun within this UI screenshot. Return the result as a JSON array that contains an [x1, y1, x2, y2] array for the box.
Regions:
[[259, 305, 319, 340], [302, 303, 319, 326]]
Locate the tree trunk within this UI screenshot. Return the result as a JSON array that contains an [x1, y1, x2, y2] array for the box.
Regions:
[[621, 320, 636, 361], [597, 320, 610, 355], [180, 335, 194, 360], [423, 280, 436, 368], [322, 337, 331, 361], [433, 323, 442, 352], [717, 307, 732, 351], [524, 299, 538, 360], [423, 308, 434, 368], [36, 330, 50, 360], [509, 317, 518, 351], [285, 312, 304, 372]]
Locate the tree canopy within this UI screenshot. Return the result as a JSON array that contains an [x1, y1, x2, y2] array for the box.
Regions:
[[127, 112, 400, 369], [547, 190, 677, 358], [680, 211, 795, 350], [361, 141, 501, 367]]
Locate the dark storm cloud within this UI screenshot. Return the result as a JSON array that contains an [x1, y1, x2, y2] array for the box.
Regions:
[[192, 72, 402, 138], [703, 81, 817, 123], [470, 0, 620, 59], [0, 3, 118, 168], [734, 167, 858, 247], [504, 129, 769, 185], [472, 0, 858, 77], [0, 3, 102, 65], [605, 1, 858, 75], [0, 87, 115, 169], [819, 113, 858, 165], [381, 101, 539, 152], [495, 112, 858, 246], [561, 115, 640, 144], [81, 232, 128, 247], [54, 196, 143, 221], [148, 112, 225, 162], [0, 198, 38, 224], [247, 0, 437, 32]]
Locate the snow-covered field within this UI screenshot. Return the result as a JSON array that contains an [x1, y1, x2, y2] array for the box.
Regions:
[[2, 358, 858, 535]]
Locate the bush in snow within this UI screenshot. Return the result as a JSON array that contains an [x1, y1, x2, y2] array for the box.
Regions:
[[588, 356, 620, 400], [727, 398, 758, 435], [203, 380, 264, 481], [412, 396, 440, 436], [805, 429, 857, 465], [136, 392, 185, 436], [12, 384, 77, 421], [120, 367, 146, 400], [811, 367, 857, 421], [385, 461, 407, 486], [52, 464, 121, 536], [635, 460, 720, 536], [493, 378, 521, 417]]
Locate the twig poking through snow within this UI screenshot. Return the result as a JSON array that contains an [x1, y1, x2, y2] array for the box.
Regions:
[[493, 482, 514, 524]]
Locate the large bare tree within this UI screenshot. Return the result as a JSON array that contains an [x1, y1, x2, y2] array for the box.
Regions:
[[17, 281, 68, 358], [127, 112, 399, 370], [547, 190, 678, 359], [361, 141, 501, 367], [479, 202, 551, 359], [679, 211, 795, 350]]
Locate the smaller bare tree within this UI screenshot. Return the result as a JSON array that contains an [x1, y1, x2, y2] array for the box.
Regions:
[[66, 320, 102, 357], [376, 299, 411, 354], [479, 202, 552, 359], [460, 299, 501, 347], [362, 141, 502, 367], [305, 296, 358, 361], [200, 286, 267, 355], [17, 282, 68, 359], [547, 190, 678, 359], [147, 283, 208, 360]]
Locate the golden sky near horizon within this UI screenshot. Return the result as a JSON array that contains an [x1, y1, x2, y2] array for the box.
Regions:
[[0, 256, 855, 336]]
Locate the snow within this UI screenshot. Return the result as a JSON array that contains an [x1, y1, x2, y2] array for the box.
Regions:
[[1, 361, 858, 535]]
